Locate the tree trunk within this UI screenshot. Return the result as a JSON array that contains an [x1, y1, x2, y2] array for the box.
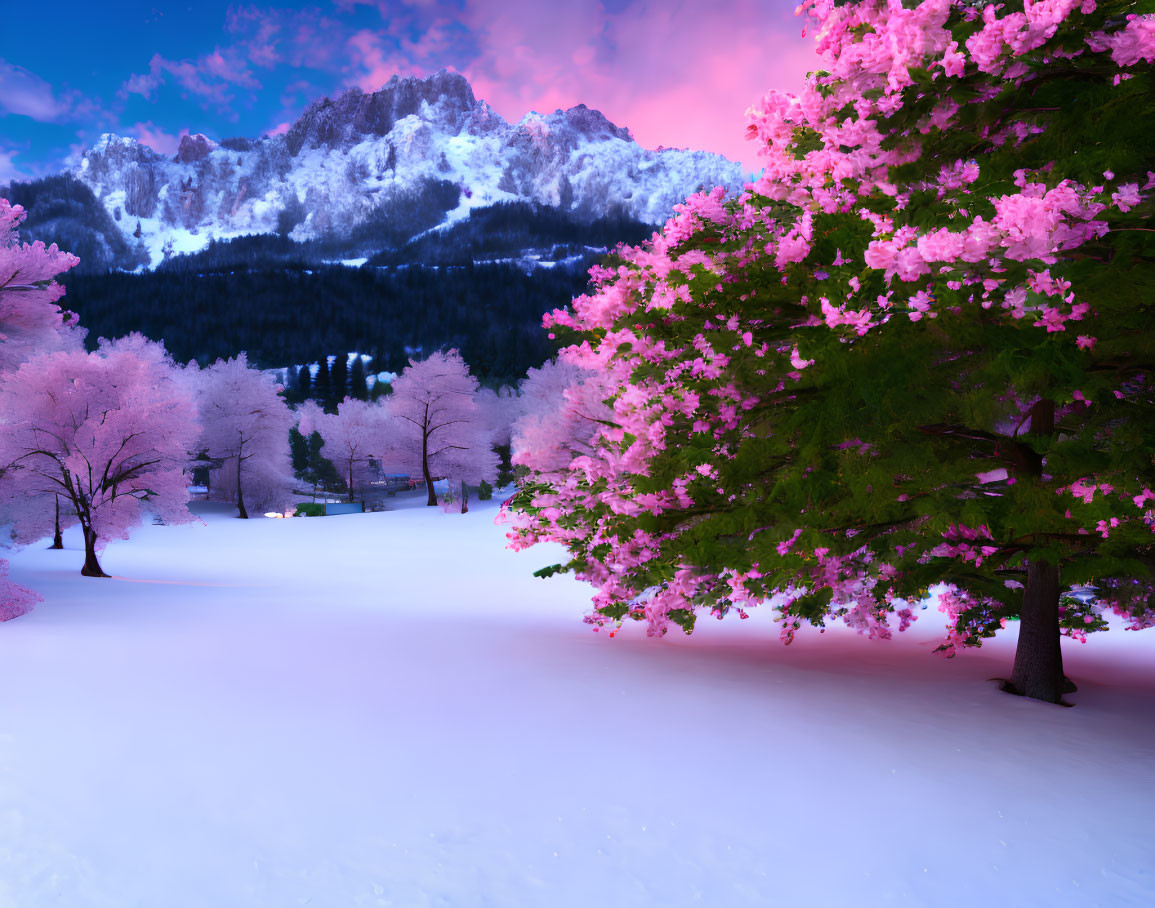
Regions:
[[80, 526, 109, 578], [1003, 397, 1066, 703], [460, 481, 469, 514], [236, 455, 249, 519], [49, 496, 64, 549], [423, 431, 436, 506], [347, 463, 356, 503], [1007, 560, 1065, 703]]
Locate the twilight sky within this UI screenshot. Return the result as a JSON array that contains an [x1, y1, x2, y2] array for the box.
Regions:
[[0, 0, 819, 183]]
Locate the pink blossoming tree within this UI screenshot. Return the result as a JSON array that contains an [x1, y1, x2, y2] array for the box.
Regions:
[[0, 341, 199, 577], [0, 198, 84, 373], [0, 196, 85, 617], [437, 422, 500, 513], [299, 398, 390, 503], [507, 0, 1155, 703], [194, 353, 296, 518], [384, 350, 489, 506]]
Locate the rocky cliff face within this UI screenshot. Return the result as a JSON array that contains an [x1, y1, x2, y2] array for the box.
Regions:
[[71, 70, 745, 267]]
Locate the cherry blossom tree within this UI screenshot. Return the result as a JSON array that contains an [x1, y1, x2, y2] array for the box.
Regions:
[[0, 196, 85, 617], [300, 398, 390, 503], [510, 359, 610, 475], [384, 350, 486, 506], [0, 342, 198, 577], [507, 0, 1155, 703], [475, 385, 523, 449], [438, 422, 500, 513], [0, 197, 84, 373], [0, 561, 38, 622], [194, 353, 295, 518]]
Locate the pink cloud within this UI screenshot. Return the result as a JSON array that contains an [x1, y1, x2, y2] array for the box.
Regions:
[[305, 0, 818, 170], [266, 121, 292, 136], [225, 6, 350, 70], [347, 30, 404, 89], [455, 0, 819, 170], [131, 121, 189, 156], [110, 1, 818, 172], [0, 147, 30, 184], [0, 60, 70, 122], [121, 48, 260, 111]]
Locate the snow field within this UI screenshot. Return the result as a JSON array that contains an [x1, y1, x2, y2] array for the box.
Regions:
[[1, 496, 1153, 907]]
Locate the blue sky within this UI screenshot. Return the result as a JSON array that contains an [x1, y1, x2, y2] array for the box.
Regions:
[[0, 0, 818, 182]]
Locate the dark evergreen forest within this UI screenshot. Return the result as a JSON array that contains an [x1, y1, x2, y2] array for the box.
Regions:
[[63, 261, 586, 383], [5, 172, 655, 383], [59, 201, 653, 382]]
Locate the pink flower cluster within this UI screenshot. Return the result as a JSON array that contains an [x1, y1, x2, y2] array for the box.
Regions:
[[504, 0, 1155, 650]]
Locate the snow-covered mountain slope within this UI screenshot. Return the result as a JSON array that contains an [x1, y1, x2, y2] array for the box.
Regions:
[[71, 71, 746, 268]]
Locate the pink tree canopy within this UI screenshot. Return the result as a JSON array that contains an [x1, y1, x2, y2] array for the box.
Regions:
[[437, 421, 500, 513], [0, 341, 199, 577], [0, 196, 88, 617], [194, 353, 295, 518], [300, 398, 390, 503], [510, 359, 611, 474], [0, 198, 84, 374], [383, 350, 488, 507], [474, 385, 523, 449]]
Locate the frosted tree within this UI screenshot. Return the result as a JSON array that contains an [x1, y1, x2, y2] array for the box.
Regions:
[[0, 196, 86, 617], [474, 385, 523, 449], [0, 197, 84, 374], [510, 359, 609, 474], [438, 422, 500, 513], [384, 350, 485, 506], [0, 343, 198, 577], [0, 561, 38, 622], [300, 398, 390, 503], [194, 353, 295, 518]]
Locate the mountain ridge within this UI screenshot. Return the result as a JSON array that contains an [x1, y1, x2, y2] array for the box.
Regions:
[[59, 70, 744, 268]]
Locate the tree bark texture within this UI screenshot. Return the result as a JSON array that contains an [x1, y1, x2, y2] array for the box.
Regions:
[[1005, 398, 1066, 703], [423, 429, 436, 506], [236, 455, 249, 519], [1009, 560, 1065, 703], [80, 526, 109, 578], [50, 496, 64, 549]]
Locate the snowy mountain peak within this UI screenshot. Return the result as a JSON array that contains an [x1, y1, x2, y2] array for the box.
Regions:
[[175, 134, 218, 164], [69, 70, 746, 267], [286, 70, 479, 156]]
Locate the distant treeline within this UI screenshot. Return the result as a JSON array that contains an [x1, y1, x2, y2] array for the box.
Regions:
[[3, 174, 149, 273], [6, 172, 658, 382], [62, 260, 589, 383]]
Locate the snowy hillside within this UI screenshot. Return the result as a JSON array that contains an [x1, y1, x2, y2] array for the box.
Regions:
[[70, 70, 746, 268], [1, 495, 1153, 906]]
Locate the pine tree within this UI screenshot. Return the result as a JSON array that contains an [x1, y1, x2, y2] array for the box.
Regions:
[[314, 356, 332, 411], [350, 356, 369, 401], [295, 364, 312, 402], [330, 353, 349, 411]]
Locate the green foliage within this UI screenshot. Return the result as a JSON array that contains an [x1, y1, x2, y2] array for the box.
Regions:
[[294, 502, 325, 517], [514, 4, 1155, 650], [289, 427, 343, 492], [478, 479, 494, 500]]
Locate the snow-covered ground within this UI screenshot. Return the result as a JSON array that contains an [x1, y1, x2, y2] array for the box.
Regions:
[[2, 495, 1153, 907]]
